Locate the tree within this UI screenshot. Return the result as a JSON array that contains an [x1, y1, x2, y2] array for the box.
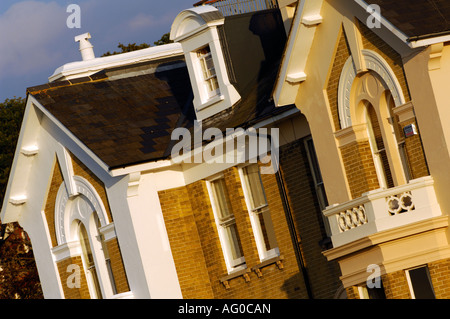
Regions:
[[153, 32, 173, 46], [101, 32, 174, 57], [0, 97, 25, 205], [101, 42, 151, 57], [0, 97, 43, 299]]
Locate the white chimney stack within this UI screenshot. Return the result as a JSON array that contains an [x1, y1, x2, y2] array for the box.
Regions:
[[75, 32, 95, 61]]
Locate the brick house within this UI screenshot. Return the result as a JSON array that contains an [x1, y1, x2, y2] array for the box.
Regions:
[[274, 0, 450, 298], [1, 2, 343, 299]]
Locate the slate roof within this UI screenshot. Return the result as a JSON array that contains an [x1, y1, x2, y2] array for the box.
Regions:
[[28, 8, 291, 170], [371, 0, 450, 40]]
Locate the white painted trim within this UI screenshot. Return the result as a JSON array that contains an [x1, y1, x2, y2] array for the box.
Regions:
[[99, 222, 116, 242], [238, 166, 280, 262], [9, 195, 27, 206], [206, 178, 247, 274], [301, 14, 323, 26], [20, 145, 39, 156], [286, 72, 307, 83], [109, 291, 134, 299], [49, 43, 183, 82], [409, 35, 450, 48], [51, 241, 82, 262]]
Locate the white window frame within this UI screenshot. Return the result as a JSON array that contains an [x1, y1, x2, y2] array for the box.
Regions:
[[206, 175, 246, 274], [196, 45, 220, 101], [239, 165, 280, 262], [405, 265, 435, 299]]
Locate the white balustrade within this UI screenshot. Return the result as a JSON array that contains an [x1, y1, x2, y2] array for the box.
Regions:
[[323, 176, 442, 248]]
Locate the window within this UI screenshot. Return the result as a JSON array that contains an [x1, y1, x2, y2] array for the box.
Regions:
[[208, 177, 245, 272], [78, 220, 103, 299], [406, 266, 435, 299], [78, 212, 118, 299], [197, 46, 220, 99], [94, 214, 118, 295], [358, 280, 386, 299], [386, 93, 413, 182], [304, 137, 332, 241], [240, 164, 279, 261], [365, 102, 395, 189]]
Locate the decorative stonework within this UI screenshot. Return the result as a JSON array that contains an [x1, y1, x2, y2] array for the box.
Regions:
[[338, 49, 406, 129], [55, 175, 110, 245]]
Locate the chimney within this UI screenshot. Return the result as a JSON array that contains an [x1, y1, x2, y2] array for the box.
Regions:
[[75, 32, 95, 61]]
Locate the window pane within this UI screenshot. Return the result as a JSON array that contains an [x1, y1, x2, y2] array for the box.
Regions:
[[367, 105, 394, 188], [224, 223, 244, 261], [409, 267, 435, 299], [211, 179, 233, 221], [79, 223, 95, 267], [78, 222, 103, 299], [243, 165, 267, 209], [258, 210, 277, 251]]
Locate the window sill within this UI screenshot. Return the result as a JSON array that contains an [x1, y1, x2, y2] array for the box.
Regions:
[[196, 94, 224, 112], [251, 255, 285, 278], [219, 268, 251, 289]]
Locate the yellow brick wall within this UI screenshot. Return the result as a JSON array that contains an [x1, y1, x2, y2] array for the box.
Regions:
[[105, 238, 130, 294], [279, 139, 343, 298], [159, 165, 312, 299], [428, 258, 450, 298], [345, 258, 450, 299], [340, 140, 380, 199], [326, 27, 351, 132], [44, 158, 63, 248], [42, 152, 130, 298], [57, 256, 91, 299], [70, 153, 114, 223], [400, 119, 429, 179]]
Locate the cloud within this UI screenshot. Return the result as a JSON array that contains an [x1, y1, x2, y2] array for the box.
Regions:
[[0, 1, 68, 75]]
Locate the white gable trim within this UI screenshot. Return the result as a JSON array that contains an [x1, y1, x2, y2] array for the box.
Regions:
[[30, 95, 111, 175], [273, 0, 324, 107]]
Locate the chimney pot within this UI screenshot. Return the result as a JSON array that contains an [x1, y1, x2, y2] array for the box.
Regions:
[[75, 32, 95, 61]]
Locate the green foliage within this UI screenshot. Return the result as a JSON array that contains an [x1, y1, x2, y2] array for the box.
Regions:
[[0, 96, 43, 299], [101, 42, 151, 57], [0, 97, 26, 206], [0, 223, 43, 299], [101, 32, 173, 57], [153, 32, 173, 46]]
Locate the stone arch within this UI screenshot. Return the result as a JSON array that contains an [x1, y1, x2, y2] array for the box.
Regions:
[[338, 49, 406, 129], [55, 175, 110, 245]]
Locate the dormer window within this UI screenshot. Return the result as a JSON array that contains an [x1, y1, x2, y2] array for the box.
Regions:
[[197, 46, 220, 99], [170, 6, 241, 121]]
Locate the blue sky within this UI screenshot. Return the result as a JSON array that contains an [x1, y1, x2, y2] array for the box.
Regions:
[[0, 0, 195, 101]]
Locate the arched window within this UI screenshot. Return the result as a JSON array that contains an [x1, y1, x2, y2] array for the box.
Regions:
[[338, 50, 412, 190], [364, 101, 394, 189], [55, 176, 117, 299], [78, 218, 103, 299]]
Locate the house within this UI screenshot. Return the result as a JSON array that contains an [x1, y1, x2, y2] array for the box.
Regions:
[[1, 1, 343, 299], [274, 0, 450, 298]]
